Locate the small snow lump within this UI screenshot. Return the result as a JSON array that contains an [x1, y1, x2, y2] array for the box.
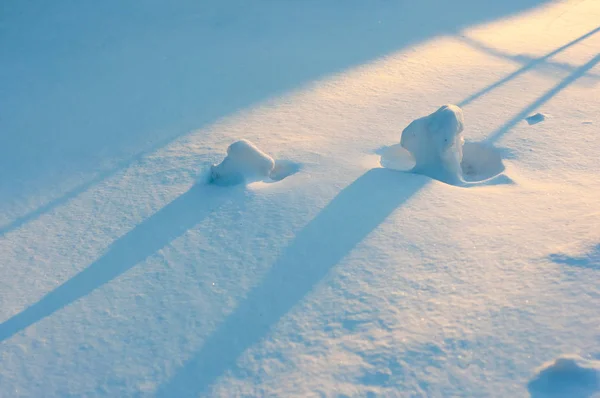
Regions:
[[209, 139, 276, 186], [526, 112, 546, 125]]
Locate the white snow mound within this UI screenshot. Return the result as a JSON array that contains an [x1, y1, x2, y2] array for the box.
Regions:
[[209, 139, 298, 186], [400, 104, 465, 183], [528, 355, 600, 398]]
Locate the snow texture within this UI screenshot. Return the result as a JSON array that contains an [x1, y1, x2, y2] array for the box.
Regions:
[[1, 0, 599, 396], [528, 355, 600, 398]]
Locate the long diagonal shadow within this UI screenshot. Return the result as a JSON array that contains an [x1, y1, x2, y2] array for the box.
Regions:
[[458, 25, 600, 107], [155, 169, 428, 397], [459, 34, 600, 83], [0, 134, 181, 237], [484, 53, 600, 144], [156, 49, 600, 398], [0, 183, 235, 342]]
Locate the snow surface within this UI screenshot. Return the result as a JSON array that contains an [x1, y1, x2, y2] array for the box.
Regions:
[[1, 0, 600, 397]]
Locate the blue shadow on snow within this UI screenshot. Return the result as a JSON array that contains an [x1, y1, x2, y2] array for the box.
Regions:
[[156, 168, 428, 397], [549, 244, 600, 270], [0, 182, 239, 342]]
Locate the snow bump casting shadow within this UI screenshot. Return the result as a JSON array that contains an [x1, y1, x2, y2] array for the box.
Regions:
[[208, 140, 300, 186], [379, 104, 509, 187]]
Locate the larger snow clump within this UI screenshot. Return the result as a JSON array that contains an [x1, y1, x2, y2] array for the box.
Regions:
[[400, 104, 465, 183], [528, 354, 600, 398]]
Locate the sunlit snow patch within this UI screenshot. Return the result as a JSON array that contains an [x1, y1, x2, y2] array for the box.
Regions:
[[207, 139, 300, 186], [528, 355, 600, 398]]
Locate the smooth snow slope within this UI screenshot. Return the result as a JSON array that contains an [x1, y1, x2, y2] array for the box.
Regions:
[[1, 0, 600, 397]]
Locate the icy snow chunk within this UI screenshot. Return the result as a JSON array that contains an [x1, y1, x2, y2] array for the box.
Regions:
[[209, 139, 298, 186], [400, 104, 465, 183], [526, 112, 546, 125], [528, 355, 600, 398], [210, 139, 275, 186]]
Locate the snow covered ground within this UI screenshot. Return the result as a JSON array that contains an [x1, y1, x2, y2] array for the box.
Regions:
[[1, 0, 599, 396]]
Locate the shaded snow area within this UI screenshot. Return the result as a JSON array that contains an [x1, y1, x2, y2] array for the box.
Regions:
[[1, 0, 600, 397], [528, 355, 600, 398]]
